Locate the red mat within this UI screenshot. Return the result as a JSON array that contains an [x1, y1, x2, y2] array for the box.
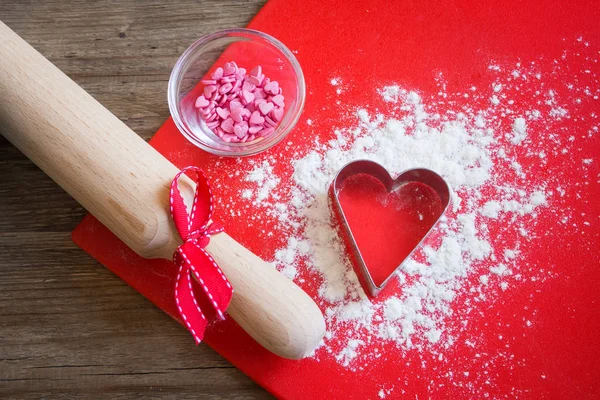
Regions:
[[73, 0, 600, 398]]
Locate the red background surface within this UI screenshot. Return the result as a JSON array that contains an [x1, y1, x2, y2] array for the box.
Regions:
[[73, 0, 600, 398]]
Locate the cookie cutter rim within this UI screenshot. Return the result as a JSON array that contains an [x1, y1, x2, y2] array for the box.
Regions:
[[329, 159, 452, 297]]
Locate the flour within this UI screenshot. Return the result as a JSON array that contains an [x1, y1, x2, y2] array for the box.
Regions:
[[511, 117, 527, 144], [236, 39, 598, 376]]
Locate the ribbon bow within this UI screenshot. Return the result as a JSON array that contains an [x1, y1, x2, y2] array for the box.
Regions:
[[170, 166, 233, 344]]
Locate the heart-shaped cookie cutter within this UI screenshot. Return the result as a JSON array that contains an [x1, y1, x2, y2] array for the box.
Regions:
[[330, 160, 451, 297]]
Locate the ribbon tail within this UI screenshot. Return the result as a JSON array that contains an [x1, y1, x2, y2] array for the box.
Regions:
[[174, 260, 208, 345], [186, 242, 233, 321]]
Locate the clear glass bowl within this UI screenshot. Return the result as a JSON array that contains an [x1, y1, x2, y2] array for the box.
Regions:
[[168, 28, 305, 157]]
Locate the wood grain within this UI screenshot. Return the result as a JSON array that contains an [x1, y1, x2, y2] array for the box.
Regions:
[[0, 0, 272, 398]]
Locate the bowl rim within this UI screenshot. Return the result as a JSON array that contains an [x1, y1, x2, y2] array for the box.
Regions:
[[168, 28, 306, 157]]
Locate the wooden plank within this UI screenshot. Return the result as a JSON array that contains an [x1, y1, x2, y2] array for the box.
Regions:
[[0, 0, 272, 398]]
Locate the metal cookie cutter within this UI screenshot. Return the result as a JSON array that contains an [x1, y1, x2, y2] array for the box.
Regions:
[[329, 160, 451, 297]]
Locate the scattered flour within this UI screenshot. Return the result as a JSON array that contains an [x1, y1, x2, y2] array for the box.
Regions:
[[235, 40, 598, 379]]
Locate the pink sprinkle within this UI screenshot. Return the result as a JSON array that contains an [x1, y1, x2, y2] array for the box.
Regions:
[[219, 83, 233, 94], [258, 102, 274, 115], [204, 85, 217, 98], [253, 89, 265, 100], [206, 111, 218, 122], [241, 90, 255, 104], [264, 80, 279, 95], [248, 74, 263, 86], [250, 65, 262, 77], [264, 116, 276, 127], [231, 79, 243, 93], [272, 107, 284, 122], [211, 90, 220, 101], [216, 107, 230, 119], [223, 62, 237, 76], [249, 125, 263, 134], [272, 94, 285, 107], [250, 110, 265, 125], [218, 95, 227, 106], [227, 93, 239, 101], [211, 67, 224, 80], [230, 107, 244, 123], [261, 77, 270, 88], [234, 122, 249, 138], [195, 95, 209, 108], [206, 120, 220, 129], [215, 127, 226, 138], [243, 81, 256, 92], [221, 118, 235, 133], [222, 133, 237, 142], [221, 76, 236, 83], [230, 100, 243, 109], [261, 127, 275, 136], [201, 79, 217, 85]]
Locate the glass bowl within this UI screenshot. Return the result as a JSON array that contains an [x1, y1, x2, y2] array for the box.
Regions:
[[168, 28, 305, 157]]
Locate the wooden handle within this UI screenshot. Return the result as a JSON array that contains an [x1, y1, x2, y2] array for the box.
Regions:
[[0, 21, 325, 360]]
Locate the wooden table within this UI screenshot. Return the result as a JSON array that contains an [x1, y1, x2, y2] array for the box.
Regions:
[[0, 1, 272, 398]]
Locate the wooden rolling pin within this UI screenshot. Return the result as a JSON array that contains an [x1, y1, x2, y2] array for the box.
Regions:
[[0, 21, 325, 360]]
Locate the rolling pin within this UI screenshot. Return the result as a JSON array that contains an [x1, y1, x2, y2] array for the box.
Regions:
[[0, 21, 325, 360]]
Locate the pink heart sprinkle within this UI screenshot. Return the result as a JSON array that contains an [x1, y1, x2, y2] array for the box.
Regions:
[[264, 80, 279, 95], [250, 110, 265, 125], [195, 95, 210, 108], [272, 107, 284, 122], [249, 125, 263, 134], [221, 117, 235, 133], [222, 133, 237, 143], [272, 94, 285, 107], [219, 82, 233, 94], [204, 84, 217, 94], [229, 100, 243, 109], [250, 65, 262, 77], [241, 90, 255, 104], [264, 116, 276, 127], [261, 77, 270, 88], [230, 107, 244, 123], [221, 76, 236, 83], [258, 101, 274, 115], [248, 74, 263, 86], [223, 62, 237, 76], [211, 67, 224, 80], [261, 127, 275, 136], [237, 67, 246, 77], [253, 89, 265, 100], [234, 122, 249, 139], [216, 107, 230, 119], [243, 81, 256, 92]]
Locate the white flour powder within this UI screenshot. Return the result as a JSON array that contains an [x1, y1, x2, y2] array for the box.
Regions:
[[233, 38, 598, 382]]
